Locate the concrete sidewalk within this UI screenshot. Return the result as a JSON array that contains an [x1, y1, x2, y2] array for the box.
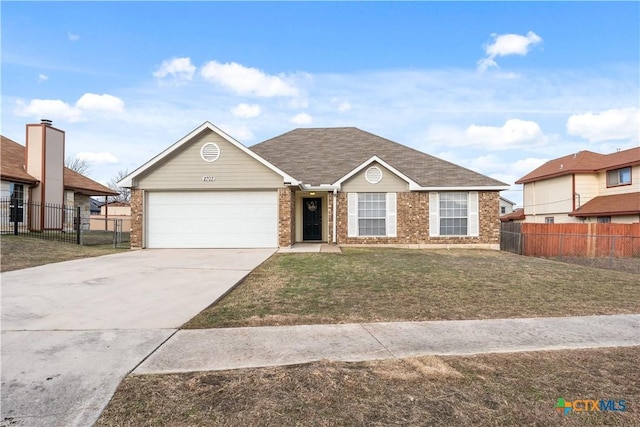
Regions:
[[134, 314, 640, 375]]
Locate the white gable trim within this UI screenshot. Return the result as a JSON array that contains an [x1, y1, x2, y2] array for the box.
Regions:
[[118, 121, 299, 188], [332, 156, 418, 189], [331, 156, 508, 191]]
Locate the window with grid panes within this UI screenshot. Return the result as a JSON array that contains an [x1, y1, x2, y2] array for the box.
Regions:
[[358, 193, 386, 236], [439, 192, 468, 235]]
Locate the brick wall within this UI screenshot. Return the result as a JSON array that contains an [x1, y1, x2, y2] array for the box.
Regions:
[[278, 187, 295, 247], [130, 189, 143, 249], [336, 191, 500, 245]]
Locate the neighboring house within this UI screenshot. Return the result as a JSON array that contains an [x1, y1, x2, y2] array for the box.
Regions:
[[499, 196, 516, 215], [1, 121, 118, 231], [120, 122, 508, 249], [98, 201, 131, 216], [89, 198, 102, 215], [515, 147, 640, 224], [90, 201, 132, 232], [500, 208, 525, 223]]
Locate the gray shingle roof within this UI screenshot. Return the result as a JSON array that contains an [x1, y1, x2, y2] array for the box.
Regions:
[[250, 127, 506, 188]]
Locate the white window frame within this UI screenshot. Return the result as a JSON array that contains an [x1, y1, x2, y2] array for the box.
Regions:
[[347, 192, 397, 238], [429, 192, 479, 237]]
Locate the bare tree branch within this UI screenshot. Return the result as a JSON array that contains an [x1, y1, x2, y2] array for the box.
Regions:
[[65, 156, 91, 175], [107, 169, 131, 203]]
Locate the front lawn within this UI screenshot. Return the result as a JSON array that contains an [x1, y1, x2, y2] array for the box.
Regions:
[[0, 235, 128, 272], [185, 248, 640, 328], [95, 346, 639, 426]]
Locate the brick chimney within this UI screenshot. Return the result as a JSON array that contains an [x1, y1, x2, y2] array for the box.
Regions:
[[25, 119, 65, 230]]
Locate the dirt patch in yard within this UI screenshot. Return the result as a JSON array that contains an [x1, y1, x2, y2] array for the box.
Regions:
[[95, 346, 639, 426]]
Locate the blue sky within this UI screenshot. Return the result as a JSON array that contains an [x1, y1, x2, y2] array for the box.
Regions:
[[2, 1, 639, 205]]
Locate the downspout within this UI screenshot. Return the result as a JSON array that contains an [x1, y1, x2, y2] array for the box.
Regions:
[[332, 189, 337, 244]]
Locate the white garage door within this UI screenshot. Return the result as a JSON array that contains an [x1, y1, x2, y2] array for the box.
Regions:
[[147, 191, 278, 248]]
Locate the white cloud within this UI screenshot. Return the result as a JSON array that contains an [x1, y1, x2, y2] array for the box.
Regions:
[[231, 103, 261, 118], [16, 99, 83, 122], [153, 57, 196, 81], [289, 112, 312, 125], [566, 108, 640, 142], [465, 119, 547, 149], [68, 33, 80, 41], [478, 31, 542, 71], [427, 119, 548, 151], [38, 74, 49, 82], [76, 93, 124, 112], [15, 93, 124, 122], [200, 61, 299, 97], [76, 152, 119, 164]]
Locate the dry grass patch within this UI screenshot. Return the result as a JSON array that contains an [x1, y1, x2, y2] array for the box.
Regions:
[[185, 248, 640, 328], [0, 235, 127, 272], [96, 346, 639, 426]]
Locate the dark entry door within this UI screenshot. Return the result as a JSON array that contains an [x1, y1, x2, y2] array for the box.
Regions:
[[303, 198, 322, 241]]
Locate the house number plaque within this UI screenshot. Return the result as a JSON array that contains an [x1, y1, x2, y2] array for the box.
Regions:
[[202, 176, 216, 182]]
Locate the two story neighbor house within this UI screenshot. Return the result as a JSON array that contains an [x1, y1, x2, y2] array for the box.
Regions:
[[120, 122, 508, 249], [515, 147, 640, 224]]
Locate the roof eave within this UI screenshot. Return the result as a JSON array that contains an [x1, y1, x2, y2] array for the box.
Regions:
[[516, 170, 594, 184], [569, 209, 640, 217], [1, 175, 39, 186], [65, 186, 119, 196]]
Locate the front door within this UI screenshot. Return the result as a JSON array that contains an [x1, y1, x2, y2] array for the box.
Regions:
[[302, 198, 322, 241]]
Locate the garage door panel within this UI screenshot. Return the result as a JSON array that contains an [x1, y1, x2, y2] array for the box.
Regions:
[[147, 192, 278, 248]]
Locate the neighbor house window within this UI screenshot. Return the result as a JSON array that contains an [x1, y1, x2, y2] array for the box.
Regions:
[[545, 217, 554, 224], [597, 217, 611, 224], [607, 167, 631, 187], [439, 193, 468, 235], [347, 192, 397, 238], [9, 183, 25, 223], [429, 192, 479, 237], [358, 193, 386, 236], [501, 206, 506, 214]]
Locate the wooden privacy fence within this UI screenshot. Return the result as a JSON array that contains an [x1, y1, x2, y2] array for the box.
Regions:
[[501, 222, 640, 258]]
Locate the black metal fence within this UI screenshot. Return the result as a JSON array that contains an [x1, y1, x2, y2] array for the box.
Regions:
[[1, 198, 80, 244]]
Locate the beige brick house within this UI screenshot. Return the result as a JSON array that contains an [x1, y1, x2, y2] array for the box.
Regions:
[[120, 122, 508, 249]]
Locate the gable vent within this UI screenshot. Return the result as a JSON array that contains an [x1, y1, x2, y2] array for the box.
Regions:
[[365, 166, 383, 184], [200, 143, 220, 162]]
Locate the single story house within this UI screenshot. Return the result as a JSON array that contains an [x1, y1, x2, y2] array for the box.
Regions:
[[1, 121, 118, 231], [119, 122, 509, 249]]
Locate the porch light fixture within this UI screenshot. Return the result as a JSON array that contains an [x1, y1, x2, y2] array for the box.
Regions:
[[309, 191, 316, 196]]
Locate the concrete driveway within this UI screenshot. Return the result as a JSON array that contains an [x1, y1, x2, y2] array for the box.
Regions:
[[1, 248, 275, 427]]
